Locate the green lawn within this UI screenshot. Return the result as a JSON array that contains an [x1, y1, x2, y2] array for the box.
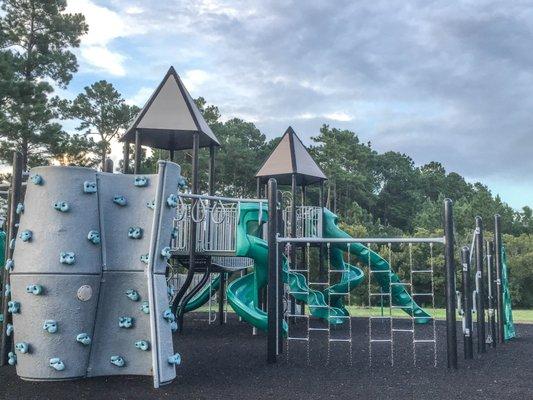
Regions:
[[194, 304, 533, 324]]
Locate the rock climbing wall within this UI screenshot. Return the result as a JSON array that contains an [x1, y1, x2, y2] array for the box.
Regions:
[[8, 161, 181, 387]]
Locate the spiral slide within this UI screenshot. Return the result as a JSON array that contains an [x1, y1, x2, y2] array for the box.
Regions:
[[225, 204, 430, 332]]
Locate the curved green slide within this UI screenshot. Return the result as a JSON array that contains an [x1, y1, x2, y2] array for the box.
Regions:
[[226, 204, 430, 331], [183, 274, 222, 313], [323, 208, 431, 323]]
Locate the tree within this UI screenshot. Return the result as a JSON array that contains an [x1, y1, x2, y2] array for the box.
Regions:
[[61, 80, 140, 170], [0, 0, 88, 169], [49, 132, 99, 167]]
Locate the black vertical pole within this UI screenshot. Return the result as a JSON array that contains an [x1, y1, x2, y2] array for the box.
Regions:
[[487, 240, 497, 348], [444, 198, 457, 369], [290, 173, 297, 322], [267, 178, 278, 363], [300, 184, 307, 316], [104, 158, 114, 173], [208, 145, 215, 196], [134, 130, 142, 174], [169, 150, 175, 162], [494, 214, 504, 343], [277, 190, 284, 353], [318, 180, 325, 280], [0, 152, 23, 366], [474, 216, 486, 353], [461, 246, 474, 360], [256, 177, 261, 198], [122, 141, 130, 174]]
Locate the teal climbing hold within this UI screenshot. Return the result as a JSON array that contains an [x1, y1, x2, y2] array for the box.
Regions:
[[134, 176, 148, 187], [43, 320, 58, 334], [125, 289, 140, 301], [160, 246, 171, 259], [29, 174, 43, 185], [135, 340, 150, 351], [177, 175, 187, 189], [166, 193, 178, 207], [15, 342, 29, 354], [76, 333, 91, 346], [59, 252, 75, 265], [25, 284, 43, 295], [140, 254, 149, 264], [118, 316, 134, 328], [6, 323, 13, 336], [87, 230, 100, 245], [83, 181, 97, 193], [128, 227, 143, 239], [5, 283, 11, 296], [19, 230, 32, 242], [110, 355, 125, 367], [146, 200, 156, 210], [16, 203, 24, 214], [9, 238, 15, 250], [5, 259, 13, 271], [7, 301, 20, 314], [170, 321, 178, 332], [167, 353, 181, 365], [49, 358, 65, 371], [162, 308, 175, 323], [53, 201, 70, 212], [8, 352, 16, 366], [113, 195, 127, 206], [140, 301, 150, 314]]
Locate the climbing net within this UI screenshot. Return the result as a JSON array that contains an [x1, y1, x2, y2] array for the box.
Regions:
[[279, 237, 443, 368]]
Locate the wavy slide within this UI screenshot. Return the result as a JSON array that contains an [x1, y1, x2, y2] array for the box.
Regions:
[[226, 204, 430, 331]]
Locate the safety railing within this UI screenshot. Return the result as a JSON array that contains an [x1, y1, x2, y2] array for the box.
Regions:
[[283, 206, 323, 238], [171, 193, 266, 255]]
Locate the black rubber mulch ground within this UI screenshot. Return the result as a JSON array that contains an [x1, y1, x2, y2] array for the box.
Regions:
[[1, 314, 531, 400]]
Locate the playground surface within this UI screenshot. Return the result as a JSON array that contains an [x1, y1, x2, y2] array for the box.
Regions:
[[0, 315, 531, 400]]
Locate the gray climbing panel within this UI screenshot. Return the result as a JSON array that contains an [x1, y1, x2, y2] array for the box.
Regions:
[[9, 161, 182, 388]]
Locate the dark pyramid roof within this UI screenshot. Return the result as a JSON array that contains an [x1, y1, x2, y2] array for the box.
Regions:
[[255, 127, 327, 185], [120, 66, 220, 150]]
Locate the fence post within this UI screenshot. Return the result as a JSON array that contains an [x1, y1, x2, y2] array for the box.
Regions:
[[486, 240, 497, 348], [461, 246, 474, 360], [277, 190, 284, 354], [267, 178, 279, 363], [444, 198, 457, 369], [494, 214, 504, 343], [0, 152, 23, 366], [474, 217, 486, 353]]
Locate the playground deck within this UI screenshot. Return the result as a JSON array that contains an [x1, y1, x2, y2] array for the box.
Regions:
[[0, 315, 531, 400]]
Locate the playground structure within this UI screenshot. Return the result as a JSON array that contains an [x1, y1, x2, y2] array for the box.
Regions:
[[0, 67, 516, 388]]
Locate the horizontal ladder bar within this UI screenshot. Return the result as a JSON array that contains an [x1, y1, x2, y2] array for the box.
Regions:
[[277, 237, 446, 244]]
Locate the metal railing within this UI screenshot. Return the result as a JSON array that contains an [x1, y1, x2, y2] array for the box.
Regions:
[[283, 206, 323, 238]]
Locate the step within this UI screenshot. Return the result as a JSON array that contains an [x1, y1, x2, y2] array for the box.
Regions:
[[329, 338, 352, 343], [414, 339, 436, 344], [287, 337, 309, 341], [369, 339, 392, 343], [308, 327, 329, 332], [392, 329, 414, 333]]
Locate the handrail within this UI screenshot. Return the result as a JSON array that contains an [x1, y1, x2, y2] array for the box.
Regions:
[[178, 192, 267, 204], [277, 236, 446, 244]]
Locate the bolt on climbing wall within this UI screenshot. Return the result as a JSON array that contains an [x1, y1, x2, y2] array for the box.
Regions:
[[8, 160, 182, 388]]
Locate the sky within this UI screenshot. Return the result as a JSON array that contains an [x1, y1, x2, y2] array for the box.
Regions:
[[61, 0, 533, 210]]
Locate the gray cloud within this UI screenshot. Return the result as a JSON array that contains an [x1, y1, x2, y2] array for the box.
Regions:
[[107, 0, 533, 205]]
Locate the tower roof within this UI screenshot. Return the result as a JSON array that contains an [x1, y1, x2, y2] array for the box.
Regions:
[[120, 66, 220, 150], [255, 127, 327, 185]]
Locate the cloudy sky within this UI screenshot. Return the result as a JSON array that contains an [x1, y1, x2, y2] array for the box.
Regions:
[[63, 0, 533, 209]]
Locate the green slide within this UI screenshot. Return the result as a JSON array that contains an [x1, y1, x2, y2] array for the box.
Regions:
[[226, 204, 430, 332], [323, 208, 431, 323], [501, 246, 516, 340], [226, 204, 347, 332]]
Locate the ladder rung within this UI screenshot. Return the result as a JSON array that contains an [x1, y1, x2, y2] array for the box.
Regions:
[[329, 338, 351, 343], [412, 293, 433, 296], [309, 327, 329, 332], [412, 269, 433, 273], [370, 270, 391, 274], [290, 269, 309, 273], [370, 339, 392, 343], [331, 292, 350, 296], [391, 282, 411, 286], [369, 292, 391, 296], [288, 337, 309, 341], [414, 339, 436, 343], [392, 329, 414, 332], [329, 270, 346, 273], [308, 282, 329, 285], [289, 291, 308, 295]]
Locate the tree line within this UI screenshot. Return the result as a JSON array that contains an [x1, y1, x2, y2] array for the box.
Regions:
[[0, 1, 531, 308]]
